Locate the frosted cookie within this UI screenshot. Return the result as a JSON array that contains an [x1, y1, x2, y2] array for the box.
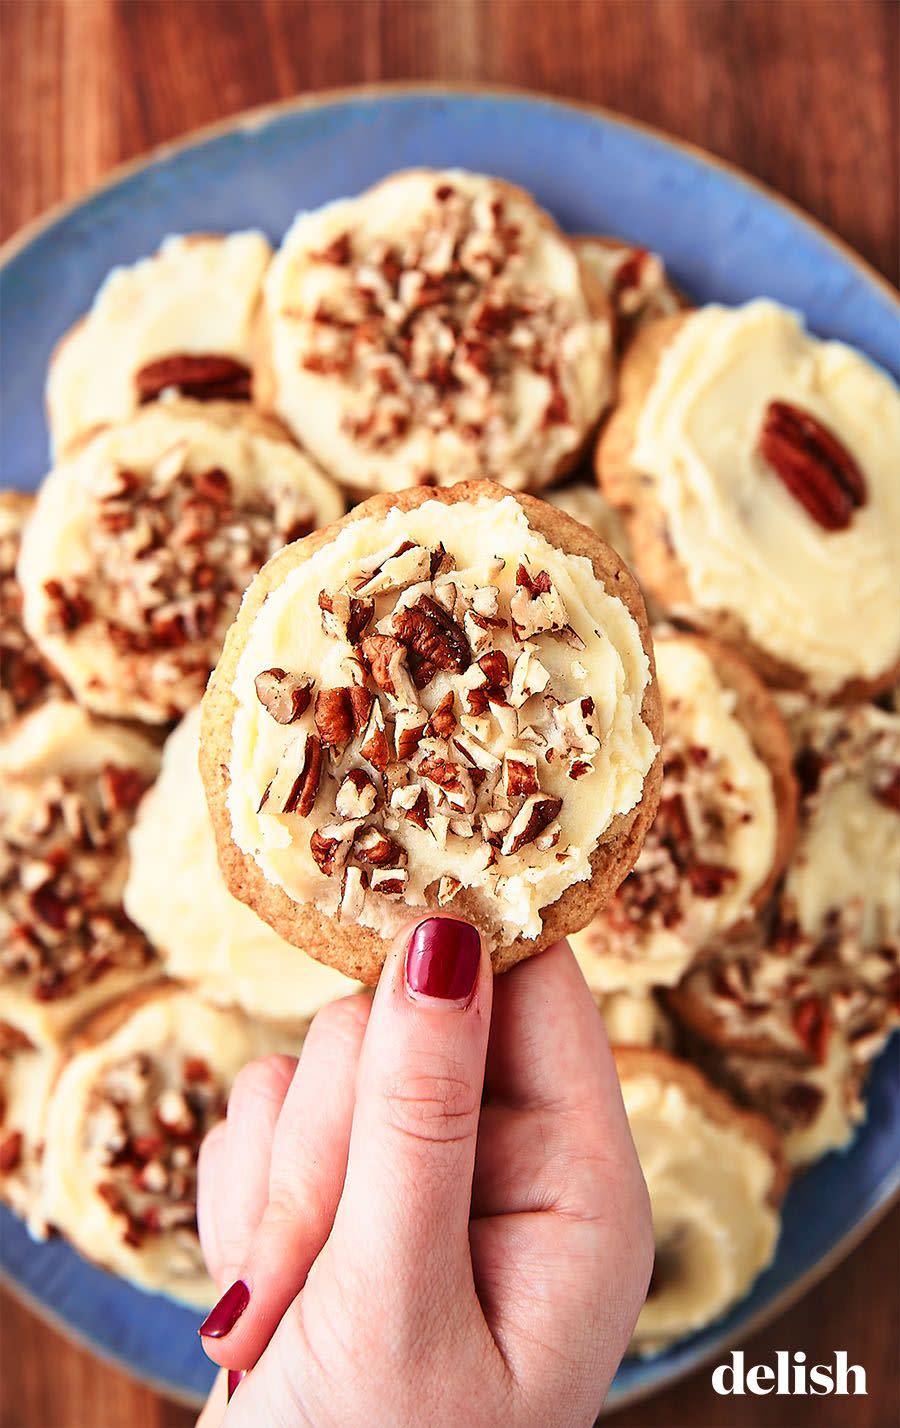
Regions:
[[1, 492, 67, 735], [0, 1019, 59, 1224], [708, 1040, 867, 1169], [596, 300, 900, 699], [259, 169, 613, 493], [572, 236, 685, 350], [46, 232, 272, 457], [201, 482, 662, 980], [0, 702, 161, 1047], [777, 696, 899, 1016], [40, 986, 306, 1307], [569, 633, 796, 991], [615, 1047, 785, 1355], [125, 706, 362, 1021], [673, 700, 899, 1071], [19, 400, 344, 723]]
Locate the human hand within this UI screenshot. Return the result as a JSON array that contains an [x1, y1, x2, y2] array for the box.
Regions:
[[196, 917, 653, 1428]]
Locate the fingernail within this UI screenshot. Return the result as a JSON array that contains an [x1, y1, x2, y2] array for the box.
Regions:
[[227, 1368, 247, 1401], [405, 918, 480, 1004], [199, 1279, 250, 1339]]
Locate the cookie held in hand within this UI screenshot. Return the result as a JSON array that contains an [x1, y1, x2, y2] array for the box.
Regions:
[[201, 481, 663, 981]]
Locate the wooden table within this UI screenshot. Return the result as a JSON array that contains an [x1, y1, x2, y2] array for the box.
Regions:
[[0, 2, 897, 1425]]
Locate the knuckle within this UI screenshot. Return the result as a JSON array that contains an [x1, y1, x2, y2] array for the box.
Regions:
[[306, 992, 371, 1050], [228, 1054, 296, 1119], [381, 1062, 480, 1148]]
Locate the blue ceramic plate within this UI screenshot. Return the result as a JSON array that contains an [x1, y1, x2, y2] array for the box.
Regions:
[[1, 86, 898, 1412]]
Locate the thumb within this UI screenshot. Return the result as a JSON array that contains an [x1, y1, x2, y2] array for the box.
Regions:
[[327, 916, 492, 1340]]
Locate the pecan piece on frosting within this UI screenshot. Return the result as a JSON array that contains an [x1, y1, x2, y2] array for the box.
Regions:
[[335, 769, 378, 820], [314, 688, 354, 751], [392, 596, 472, 688], [318, 590, 374, 645], [282, 734, 323, 817], [135, 354, 252, 405], [502, 794, 563, 855], [757, 400, 867, 531], [255, 668, 313, 724]]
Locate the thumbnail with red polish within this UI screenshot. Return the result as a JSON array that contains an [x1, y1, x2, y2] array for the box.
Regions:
[[405, 918, 480, 1003], [199, 1279, 250, 1339]]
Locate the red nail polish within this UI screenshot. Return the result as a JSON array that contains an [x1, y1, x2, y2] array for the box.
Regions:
[[406, 918, 480, 1003], [199, 1279, 250, 1339], [227, 1368, 247, 1401]]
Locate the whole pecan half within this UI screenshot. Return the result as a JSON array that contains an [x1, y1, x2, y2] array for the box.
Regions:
[[757, 400, 867, 531], [393, 596, 471, 689], [135, 354, 252, 404]]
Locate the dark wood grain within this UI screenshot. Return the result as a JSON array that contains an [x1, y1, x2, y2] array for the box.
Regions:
[[0, 2, 897, 1425]]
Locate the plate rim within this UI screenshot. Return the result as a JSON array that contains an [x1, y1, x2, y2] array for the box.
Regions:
[[1, 79, 898, 1415], [1, 80, 898, 320]]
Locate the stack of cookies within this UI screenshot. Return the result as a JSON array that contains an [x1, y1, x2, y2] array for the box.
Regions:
[[2, 168, 897, 1356]]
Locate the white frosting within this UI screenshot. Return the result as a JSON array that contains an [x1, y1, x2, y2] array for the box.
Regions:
[[0, 1033, 59, 1226], [570, 637, 777, 990], [39, 990, 306, 1307], [46, 232, 272, 457], [595, 991, 673, 1049], [228, 495, 656, 946], [632, 300, 900, 692], [265, 170, 611, 491], [126, 708, 361, 1019], [623, 1069, 780, 1353], [18, 402, 344, 722]]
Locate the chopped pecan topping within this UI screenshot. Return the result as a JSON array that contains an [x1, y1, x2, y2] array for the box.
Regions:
[[0, 502, 67, 729], [283, 734, 323, 817], [354, 828, 402, 867], [314, 688, 355, 751], [424, 691, 457, 739], [0, 1130, 23, 1174], [255, 668, 313, 724], [87, 1048, 225, 1257], [319, 590, 374, 644], [392, 596, 471, 688], [758, 400, 867, 531], [335, 769, 378, 820], [1, 757, 157, 1004], [502, 795, 563, 855]]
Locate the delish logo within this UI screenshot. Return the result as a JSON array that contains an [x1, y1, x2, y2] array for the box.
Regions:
[[712, 1350, 867, 1396]]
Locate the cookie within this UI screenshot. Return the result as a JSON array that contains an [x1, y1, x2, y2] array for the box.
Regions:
[[46, 231, 272, 458], [39, 985, 307, 1305], [614, 1046, 785, 1355], [0, 1019, 60, 1225], [201, 481, 662, 980], [669, 698, 899, 1070], [0, 701, 161, 1047], [258, 169, 613, 494], [545, 481, 633, 562], [571, 236, 687, 351], [596, 300, 900, 699], [569, 632, 796, 991], [125, 706, 362, 1021], [19, 399, 344, 723], [0, 491, 68, 737]]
